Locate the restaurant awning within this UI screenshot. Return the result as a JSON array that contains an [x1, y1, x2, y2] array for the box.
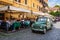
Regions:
[[0, 6, 8, 11], [0, 6, 31, 13]]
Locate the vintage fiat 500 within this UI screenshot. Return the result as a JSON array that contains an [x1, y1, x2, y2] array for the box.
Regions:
[[31, 17, 53, 34]]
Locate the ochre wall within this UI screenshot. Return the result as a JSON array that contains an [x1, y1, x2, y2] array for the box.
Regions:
[[0, 0, 43, 12]]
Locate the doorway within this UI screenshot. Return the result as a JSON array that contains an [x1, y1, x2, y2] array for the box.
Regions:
[[0, 13, 4, 20]]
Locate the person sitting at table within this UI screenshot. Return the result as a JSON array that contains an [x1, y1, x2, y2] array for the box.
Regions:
[[1, 20, 7, 31]]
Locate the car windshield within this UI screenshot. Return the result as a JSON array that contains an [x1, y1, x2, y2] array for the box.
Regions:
[[37, 17, 47, 22]]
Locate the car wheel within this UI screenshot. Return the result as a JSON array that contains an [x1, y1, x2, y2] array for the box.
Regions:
[[50, 24, 53, 30], [43, 28, 47, 34], [32, 30, 35, 33]]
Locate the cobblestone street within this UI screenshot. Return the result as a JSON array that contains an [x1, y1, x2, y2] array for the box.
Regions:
[[0, 22, 60, 40]]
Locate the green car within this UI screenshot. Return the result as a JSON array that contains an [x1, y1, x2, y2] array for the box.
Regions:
[[24, 20, 30, 27], [31, 17, 53, 34]]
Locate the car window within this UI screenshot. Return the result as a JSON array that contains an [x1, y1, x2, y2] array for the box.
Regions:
[[37, 17, 47, 22], [47, 19, 50, 22]]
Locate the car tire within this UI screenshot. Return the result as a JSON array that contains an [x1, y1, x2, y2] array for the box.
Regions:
[[43, 28, 47, 34], [32, 30, 35, 33], [50, 24, 53, 30]]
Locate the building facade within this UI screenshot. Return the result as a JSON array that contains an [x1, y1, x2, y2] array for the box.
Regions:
[[0, 0, 47, 20], [39, 0, 48, 12]]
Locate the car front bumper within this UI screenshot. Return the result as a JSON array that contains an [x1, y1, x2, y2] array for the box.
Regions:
[[31, 28, 44, 32]]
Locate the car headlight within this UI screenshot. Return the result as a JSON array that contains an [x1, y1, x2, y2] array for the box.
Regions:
[[40, 26, 43, 28], [40, 25, 47, 28]]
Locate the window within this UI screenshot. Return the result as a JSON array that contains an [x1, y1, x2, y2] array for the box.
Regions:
[[15, 0, 21, 3], [25, 0, 27, 5], [39, 0, 43, 3], [15, 0, 17, 1], [32, 3, 35, 7]]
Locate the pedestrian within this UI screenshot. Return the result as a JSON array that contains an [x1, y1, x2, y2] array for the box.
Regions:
[[1, 20, 7, 31], [20, 19, 25, 28], [0, 20, 2, 26], [30, 19, 35, 27], [6, 18, 11, 28], [10, 18, 16, 32]]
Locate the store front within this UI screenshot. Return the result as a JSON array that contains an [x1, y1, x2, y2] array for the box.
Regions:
[[0, 5, 32, 20]]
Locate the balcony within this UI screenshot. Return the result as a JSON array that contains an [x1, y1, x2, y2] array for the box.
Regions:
[[41, 8, 48, 13], [39, 0, 48, 8], [0, 0, 13, 5]]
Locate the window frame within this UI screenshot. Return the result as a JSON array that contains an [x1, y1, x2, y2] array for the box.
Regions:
[[24, 0, 27, 5], [15, 0, 21, 3]]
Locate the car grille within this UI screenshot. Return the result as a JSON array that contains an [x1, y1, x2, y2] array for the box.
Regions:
[[33, 25, 40, 29]]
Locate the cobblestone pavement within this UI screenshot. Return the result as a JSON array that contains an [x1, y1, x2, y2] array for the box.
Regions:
[[0, 22, 60, 40]]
